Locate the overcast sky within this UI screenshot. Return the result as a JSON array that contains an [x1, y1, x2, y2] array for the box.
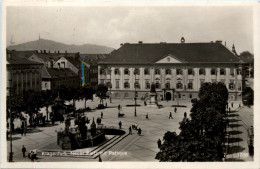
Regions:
[[7, 6, 253, 54]]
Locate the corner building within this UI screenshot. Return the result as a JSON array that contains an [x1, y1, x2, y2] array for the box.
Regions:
[[98, 41, 245, 101]]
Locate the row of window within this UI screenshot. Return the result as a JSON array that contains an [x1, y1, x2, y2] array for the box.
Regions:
[[105, 81, 240, 90], [100, 68, 241, 76]]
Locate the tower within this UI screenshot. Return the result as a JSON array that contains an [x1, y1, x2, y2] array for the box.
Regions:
[[181, 37, 185, 43], [232, 44, 237, 55]]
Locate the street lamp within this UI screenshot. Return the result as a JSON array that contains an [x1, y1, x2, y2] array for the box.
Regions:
[[8, 79, 14, 162], [134, 73, 137, 117]]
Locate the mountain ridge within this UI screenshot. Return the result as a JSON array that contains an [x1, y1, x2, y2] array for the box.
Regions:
[[7, 39, 115, 54]]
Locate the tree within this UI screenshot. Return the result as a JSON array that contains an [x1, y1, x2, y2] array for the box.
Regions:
[[80, 85, 94, 109], [156, 82, 228, 161], [96, 84, 108, 106], [242, 87, 254, 106]]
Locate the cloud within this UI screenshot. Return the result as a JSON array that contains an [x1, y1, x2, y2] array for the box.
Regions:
[[7, 6, 253, 53]]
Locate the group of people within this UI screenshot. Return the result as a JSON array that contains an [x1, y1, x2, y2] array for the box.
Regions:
[[129, 124, 142, 136], [22, 145, 37, 162]]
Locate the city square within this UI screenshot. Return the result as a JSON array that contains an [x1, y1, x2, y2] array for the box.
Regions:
[[7, 97, 253, 162], [3, 3, 256, 167]]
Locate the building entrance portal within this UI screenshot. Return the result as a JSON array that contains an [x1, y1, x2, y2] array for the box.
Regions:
[[166, 92, 172, 101]]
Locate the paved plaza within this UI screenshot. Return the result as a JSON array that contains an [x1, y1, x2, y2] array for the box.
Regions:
[[6, 98, 253, 162]]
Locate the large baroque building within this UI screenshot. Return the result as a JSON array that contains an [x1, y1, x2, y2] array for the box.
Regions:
[[7, 50, 43, 97], [98, 40, 245, 101]]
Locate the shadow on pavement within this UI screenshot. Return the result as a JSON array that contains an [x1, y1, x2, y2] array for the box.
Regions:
[[228, 119, 241, 123], [229, 124, 242, 128], [26, 128, 44, 134], [228, 130, 243, 135], [228, 114, 239, 117], [228, 145, 245, 154], [7, 136, 22, 141], [228, 137, 243, 143], [226, 158, 245, 162]]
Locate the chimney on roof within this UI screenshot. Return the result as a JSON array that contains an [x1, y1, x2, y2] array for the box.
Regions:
[[120, 43, 123, 46], [138, 41, 143, 44], [58, 51, 60, 54], [181, 37, 185, 43], [44, 50, 46, 54], [215, 40, 222, 44], [35, 50, 38, 53]]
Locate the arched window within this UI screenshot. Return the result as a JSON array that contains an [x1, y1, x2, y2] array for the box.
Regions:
[[100, 69, 105, 75], [211, 68, 216, 75], [155, 82, 161, 89], [134, 81, 140, 89], [155, 69, 160, 75], [229, 83, 235, 90], [176, 69, 183, 75], [199, 68, 205, 75], [124, 81, 130, 88], [145, 82, 150, 89], [124, 68, 129, 75], [144, 68, 150, 75], [114, 68, 120, 75], [230, 68, 234, 76], [188, 68, 194, 75], [165, 82, 171, 89], [220, 68, 226, 75], [188, 82, 193, 89], [134, 68, 140, 75], [165, 69, 171, 75], [176, 82, 183, 89]]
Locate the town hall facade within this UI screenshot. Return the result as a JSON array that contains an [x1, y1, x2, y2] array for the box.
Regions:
[[98, 39, 245, 101]]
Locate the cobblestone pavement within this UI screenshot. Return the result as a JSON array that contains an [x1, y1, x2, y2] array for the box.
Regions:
[[6, 98, 253, 162]]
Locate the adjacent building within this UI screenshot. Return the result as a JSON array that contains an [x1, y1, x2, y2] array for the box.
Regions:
[[42, 67, 80, 90], [81, 54, 108, 90], [54, 55, 90, 87], [98, 39, 246, 101], [7, 50, 43, 96]]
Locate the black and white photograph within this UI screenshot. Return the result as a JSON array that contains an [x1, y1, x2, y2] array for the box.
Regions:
[[1, 1, 259, 168]]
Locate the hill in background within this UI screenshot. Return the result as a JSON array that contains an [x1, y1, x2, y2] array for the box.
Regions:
[[7, 38, 114, 54]]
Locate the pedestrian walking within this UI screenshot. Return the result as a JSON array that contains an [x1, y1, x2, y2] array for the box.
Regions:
[[174, 107, 177, 113], [146, 113, 149, 120], [157, 139, 162, 148], [119, 121, 122, 129], [144, 101, 147, 106], [98, 155, 102, 162], [239, 103, 241, 108], [229, 107, 231, 113], [138, 128, 142, 136], [169, 112, 173, 119], [31, 152, 34, 162], [105, 103, 107, 107], [184, 112, 187, 118], [231, 102, 234, 108], [118, 104, 121, 111], [22, 145, 26, 157], [129, 126, 132, 134], [101, 112, 103, 119]]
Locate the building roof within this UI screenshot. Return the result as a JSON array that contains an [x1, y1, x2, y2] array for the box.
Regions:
[[7, 55, 43, 65], [80, 54, 109, 65], [65, 56, 82, 67], [45, 68, 78, 79], [100, 42, 242, 64]]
